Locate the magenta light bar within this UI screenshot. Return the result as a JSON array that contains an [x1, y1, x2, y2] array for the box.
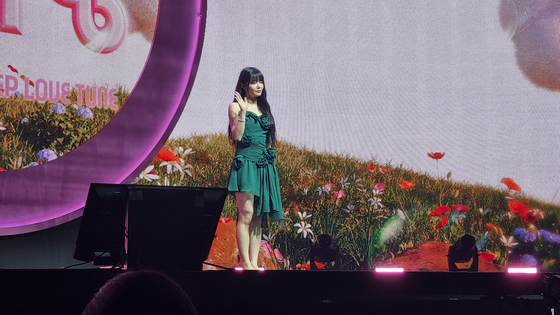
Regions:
[[375, 267, 405, 273], [507, 267, 537, 274]]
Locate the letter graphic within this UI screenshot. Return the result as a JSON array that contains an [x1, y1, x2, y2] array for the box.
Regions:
[[60, 82, 72, 105], [36, 79, 48, 102], [5, 75, 17, 96], [86, 85, 97, 107], [55, 0, 128, 53], [0, 0, 22, 35]]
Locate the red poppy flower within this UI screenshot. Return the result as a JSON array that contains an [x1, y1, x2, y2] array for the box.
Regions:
[[367, 166, 389, 173], [220, 217, 233, 224], [519, 209, 539, 224], [156, 148, 181, 163], [478, 252, 495, 261], [428, 152, 445, 160], [260, 242, 273, 259], [436, 216, 448, 229], [274, 248, 284, 261], [429, 205, 451, 217], [333, 190, 344, 200], [399, 181, 416, 189], [0, 166, 4, 172], [314, 262, 325, 269], [508, 200, 530, 213], [501, 178, 522, 193], [301, 263, 310, 270], [29, 80, 34, 87], [8, 65, 18, 74], [452, 205, 470, 212], [486, 223, 501, 232]]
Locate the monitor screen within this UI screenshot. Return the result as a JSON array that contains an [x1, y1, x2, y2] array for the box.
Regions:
[[74, 183, 227, 270]]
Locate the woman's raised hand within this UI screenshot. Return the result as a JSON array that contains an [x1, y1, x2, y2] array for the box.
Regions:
[[235, 91, 248, 112]]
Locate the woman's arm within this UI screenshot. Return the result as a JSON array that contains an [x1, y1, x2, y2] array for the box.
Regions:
[[229, 92, 248, 141], [229, 103, 246, 142]]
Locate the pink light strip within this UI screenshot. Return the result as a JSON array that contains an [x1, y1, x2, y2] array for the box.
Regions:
[[507, 267, 537, 274], [375, 267, 404, 273]]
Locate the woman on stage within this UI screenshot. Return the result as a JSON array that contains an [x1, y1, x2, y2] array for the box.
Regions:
[[227, 67, 283, 270]]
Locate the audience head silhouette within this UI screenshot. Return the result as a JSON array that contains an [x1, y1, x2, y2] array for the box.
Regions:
[[82, 270, 198, 315]]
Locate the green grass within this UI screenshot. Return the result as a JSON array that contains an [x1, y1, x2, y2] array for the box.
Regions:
[[137, 133, 560, 271], [0, 87, 126, 168]]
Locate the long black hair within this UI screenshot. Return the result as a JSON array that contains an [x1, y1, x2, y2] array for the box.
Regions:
[[228, 67, 277, 147]]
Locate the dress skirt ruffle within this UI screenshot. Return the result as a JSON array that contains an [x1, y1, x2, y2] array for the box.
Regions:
[[227, 152, 284, 224]]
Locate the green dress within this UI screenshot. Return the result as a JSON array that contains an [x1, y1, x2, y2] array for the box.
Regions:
[[227, 111, 284, 225]]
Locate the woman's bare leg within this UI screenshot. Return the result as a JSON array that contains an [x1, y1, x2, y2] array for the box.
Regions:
[[235, 192, 261, 269], [249, 214, 262, 268]]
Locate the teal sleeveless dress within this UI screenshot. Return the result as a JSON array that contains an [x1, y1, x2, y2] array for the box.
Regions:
[[227, 111, 284, 225]]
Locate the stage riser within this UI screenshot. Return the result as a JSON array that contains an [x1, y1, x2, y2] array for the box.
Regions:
[[0, 270, 550, 315]]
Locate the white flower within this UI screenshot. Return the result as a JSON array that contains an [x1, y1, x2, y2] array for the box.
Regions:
[[397, 209, 406, 220], [340, 177, 350, 188], [173, 147, 195, 160], [478, 208, 491, 215], [294, 221, 314, 238], [138, 165, 160, 182], [500, 235, 519, 248], [297, 211, 312, 220], [157, 177, 176, 186], [316, 184, 332, 196], [306, 169, 317, 176], [368, 197, 383, 209], [178, 162, 193, 179], [344, 205, 355, 213], [263, 233, 275, 242], [159, 160, 183, 175]]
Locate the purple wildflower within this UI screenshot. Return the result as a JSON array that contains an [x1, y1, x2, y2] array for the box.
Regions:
[[77, 107, 94, 119], [540, 230, 560, 245], [38, 149, 57, 161], [520, 254, 538, 266], [51, 102, 66, 114], [25, 162, 39, 168], [513, 228, 537, 243]]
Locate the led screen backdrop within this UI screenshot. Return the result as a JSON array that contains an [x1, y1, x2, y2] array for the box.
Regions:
[[2, 0, 560, 271], [163, 0, 560, 271]]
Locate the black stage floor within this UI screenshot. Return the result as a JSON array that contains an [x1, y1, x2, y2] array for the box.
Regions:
[[0, 269, 554, 315]]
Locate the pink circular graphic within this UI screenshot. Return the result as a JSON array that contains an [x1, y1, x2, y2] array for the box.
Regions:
[[0, 0, 205, 235]]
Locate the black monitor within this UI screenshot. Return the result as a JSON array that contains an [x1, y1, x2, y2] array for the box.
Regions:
[[73, 183, 228, 270]]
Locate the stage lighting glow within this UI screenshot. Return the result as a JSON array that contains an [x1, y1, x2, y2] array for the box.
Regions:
[[234, 267, 243, 271], [259, 267, 265, 271], [507, 267, 537, 274], [375, 267, 404, 273]]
